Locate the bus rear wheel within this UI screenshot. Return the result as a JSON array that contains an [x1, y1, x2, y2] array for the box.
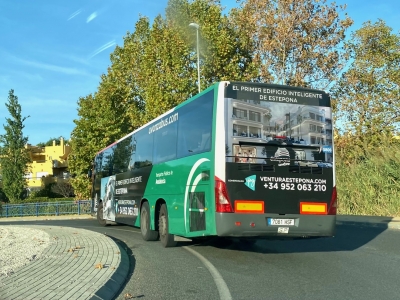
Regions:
[[159, 204, 177, 248], [97, 202, 107, 227], [140, 202, 159, 241]]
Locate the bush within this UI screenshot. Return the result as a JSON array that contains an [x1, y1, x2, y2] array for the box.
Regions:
[[0, 188, 8, 203], [50, 180, 75, 198], [7, 197, 76, 204], [336, 141, 400, 217], [28, 182, 60, 199]]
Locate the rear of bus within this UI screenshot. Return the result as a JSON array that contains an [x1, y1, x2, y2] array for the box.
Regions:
[[214, 81, 336, 238]]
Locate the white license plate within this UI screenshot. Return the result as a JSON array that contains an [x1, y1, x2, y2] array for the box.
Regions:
[[278, 227, 289, 234], [268, 218, 295, 226]]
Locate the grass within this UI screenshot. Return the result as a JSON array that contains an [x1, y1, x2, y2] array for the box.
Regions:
[[336, 142, 400, 217]]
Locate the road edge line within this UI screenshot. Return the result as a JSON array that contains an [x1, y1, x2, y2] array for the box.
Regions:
[[183, 246, 232, 300]]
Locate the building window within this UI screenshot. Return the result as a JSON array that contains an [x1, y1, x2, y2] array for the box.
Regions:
[[317, 126, 323, 133], [309, 124, 317, 132], [249, 111, 261, 122], [310, 136, 316, 144], [233, 108, 247, 119], [317, 115, 323, 122], [309, 112, 316, 120], [233, 124, 248, 137], [249, 126, 261, 138]]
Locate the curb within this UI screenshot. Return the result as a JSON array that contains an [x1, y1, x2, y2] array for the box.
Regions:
[[0, 215, 94, 222], [91, 242, 130, 300], [336, 215, 400, 230]]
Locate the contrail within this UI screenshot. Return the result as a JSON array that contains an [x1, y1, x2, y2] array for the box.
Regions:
[[68, 9, 83, 21], [87, 12, 97, 23], [89, 41, 116, 59]]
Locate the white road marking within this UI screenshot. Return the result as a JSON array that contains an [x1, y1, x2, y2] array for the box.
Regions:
[[183, 246, 232, 300]]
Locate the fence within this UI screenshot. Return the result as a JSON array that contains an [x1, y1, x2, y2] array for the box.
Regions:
[[0, 200, 91, 218]]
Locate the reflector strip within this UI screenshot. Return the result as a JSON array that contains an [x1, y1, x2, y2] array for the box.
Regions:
[[300, 202, 327, 214], [234, 201, 264, 214]]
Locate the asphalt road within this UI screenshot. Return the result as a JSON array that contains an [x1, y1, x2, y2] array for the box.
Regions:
[[3, 218, 400, 300]]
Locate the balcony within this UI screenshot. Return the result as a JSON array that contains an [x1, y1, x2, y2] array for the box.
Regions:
[[233, 132, 262, 139], [232, 99, 271, 112], [232, 115, 262, 125]]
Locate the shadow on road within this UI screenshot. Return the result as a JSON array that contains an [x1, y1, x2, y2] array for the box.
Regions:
[[193, 222, 392, 254]]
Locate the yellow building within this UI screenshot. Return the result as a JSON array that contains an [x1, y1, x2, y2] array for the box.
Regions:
[[26, 137, 71, 190]]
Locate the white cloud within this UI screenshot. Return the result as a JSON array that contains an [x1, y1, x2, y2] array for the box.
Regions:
[[89, 40, 116, 59], [86, 12, 98, 23], [21, 97, 76, 109], [68, 9, 83, 21], [16, 58, 88, 76]]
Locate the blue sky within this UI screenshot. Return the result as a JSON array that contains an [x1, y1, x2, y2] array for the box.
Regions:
[[0, 0, 399, 146]]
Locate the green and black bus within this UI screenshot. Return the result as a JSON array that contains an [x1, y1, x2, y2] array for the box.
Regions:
[[90, 81, 337, 247]]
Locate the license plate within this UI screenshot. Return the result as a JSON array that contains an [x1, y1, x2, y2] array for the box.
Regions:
[[268, 218, 295, 226], [278, 227, 289, 234]]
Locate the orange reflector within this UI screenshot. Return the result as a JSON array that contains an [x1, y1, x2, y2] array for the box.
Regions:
[[234, 201, 264, 214], [300, 202, 327, 215], [250, 222, 255, 228], [235, 222, 241, 226]]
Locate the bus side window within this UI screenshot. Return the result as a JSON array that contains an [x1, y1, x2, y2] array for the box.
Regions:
[[177, 91, 214, 158], [135, 130, 153, 168], [128, 135, 137, 170], [153, 124, 178, 164]]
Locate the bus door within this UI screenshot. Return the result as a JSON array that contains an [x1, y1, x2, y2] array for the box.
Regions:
[[186, 169, 211, 235]]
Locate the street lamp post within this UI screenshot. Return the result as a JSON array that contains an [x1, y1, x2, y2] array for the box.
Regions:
[[189, 22, 200, 93]]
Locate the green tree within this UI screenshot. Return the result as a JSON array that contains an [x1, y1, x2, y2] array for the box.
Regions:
[[36, 136, 69, 147], [231, 0, 353, 88], [69, 0, 259, 197], [0, 90, 31, 203], [333, 19, 400, 149], [166, 0, 258, 86]]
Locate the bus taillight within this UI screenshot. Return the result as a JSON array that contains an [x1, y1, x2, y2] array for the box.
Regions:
[[328, 186, 337, 215], [215, 176, 233, 213]]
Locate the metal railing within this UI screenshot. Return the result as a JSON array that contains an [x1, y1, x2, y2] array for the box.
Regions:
[[0, 200, 91, 218]]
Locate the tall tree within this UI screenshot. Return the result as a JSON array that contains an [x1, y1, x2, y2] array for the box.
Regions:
[[0, 90, 30, 202], [231, 0, 353, 88], [69, 0, 259, 197], [332, 20, 400, 147], [166, 0, 258, 86]]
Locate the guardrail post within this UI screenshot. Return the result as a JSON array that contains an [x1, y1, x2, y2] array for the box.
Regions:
[[78, 200, 81, 215], [6, 205, 8, 218], [56, 202, 59, 216], [36, 203, 39, 217], [20, 205, 22, 217]]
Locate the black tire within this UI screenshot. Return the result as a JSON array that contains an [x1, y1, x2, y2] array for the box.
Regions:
[[140, 202, 159, 241], [97, 202, 108, 227], [159, 204, 177, 248]]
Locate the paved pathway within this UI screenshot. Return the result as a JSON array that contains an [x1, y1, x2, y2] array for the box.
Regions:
[[0, 225, 129, 300]]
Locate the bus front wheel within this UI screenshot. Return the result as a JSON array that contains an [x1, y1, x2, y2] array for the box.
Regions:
[[140, 202, 159, 241], [159, 204, 177, 248]]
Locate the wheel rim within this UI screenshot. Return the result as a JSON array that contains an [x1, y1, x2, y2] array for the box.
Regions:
[[160, 214, 167, 237], [98, 205, 103, 220], [141, 209, 148, 235]]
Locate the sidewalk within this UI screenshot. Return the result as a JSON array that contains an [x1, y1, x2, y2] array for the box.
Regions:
[[0, 224, 129, 300], [0, 214, 94, 222], [336, 215, 400, 230]]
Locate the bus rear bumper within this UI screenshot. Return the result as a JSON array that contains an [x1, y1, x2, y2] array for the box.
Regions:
[[215, 213, 336, 238]]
